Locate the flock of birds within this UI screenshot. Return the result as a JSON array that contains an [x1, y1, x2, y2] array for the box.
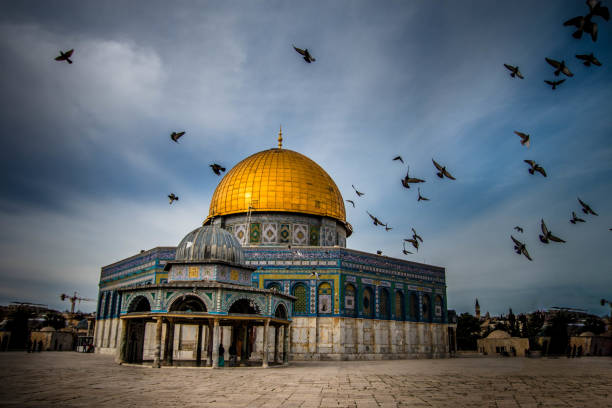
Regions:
[[52, 1, 610, 261]]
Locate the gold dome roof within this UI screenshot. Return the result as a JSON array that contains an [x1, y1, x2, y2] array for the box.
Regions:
[[206, 147, 346, 223]]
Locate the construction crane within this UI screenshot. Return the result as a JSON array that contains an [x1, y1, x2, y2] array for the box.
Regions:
[[60, 292, 95, 314]]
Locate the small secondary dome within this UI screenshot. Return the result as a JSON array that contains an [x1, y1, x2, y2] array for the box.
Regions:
[[176, 225, 244, 265], [487, 330, 511, 339]]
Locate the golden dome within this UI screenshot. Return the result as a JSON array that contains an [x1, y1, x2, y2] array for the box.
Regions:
[[206, 147, 346, 223]]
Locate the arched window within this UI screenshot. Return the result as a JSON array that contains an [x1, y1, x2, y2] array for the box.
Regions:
[[379, 288, 390, 320], [128, 296, 151, 313], [274, 303, 287, 319], [293, 284, 308, 315], [395, 291, 404, 321], [363, 287, 374, 318], [422, 294, 431, 322], [169, 295, 207, 312], [344, 284, 356, 316], [318, 282, 332, 314], [434, 295, 443, 319], [409, 293, 418, 321], [228, 298, 260, 314], [267, 282, 282, 292]]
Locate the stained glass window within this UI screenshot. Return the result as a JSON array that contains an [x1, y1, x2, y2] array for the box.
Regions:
[[293, 284, 307, 314], [379, 288, 390, 320]]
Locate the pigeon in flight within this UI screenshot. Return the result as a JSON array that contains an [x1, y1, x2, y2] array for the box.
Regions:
[[539, 219, 566, 244], [171, 131, 185, 143], [401, 166, 426, 188], [514, 131, 530, 148], [346, 200, 355, 208], [545, 58, 574, 77], [570, 211, 586, 224], [393, 156, 404, 164], [417, 188, 429, 202], [366, 211, 385, 226], [432, 159, 456, 180], [576, 53, 602, 66], [54, 49, 74, 64], [564, 15, 598, 41], [514, 226, 524, 233], [210, 164, 226, 175], [384, 224, 392, 231], [503, 64, 524, 79], [168, 193, 179, 204], [352, 185, 365, 197], [402, 242, 413, 255], [544, 79, 566, 90], [293, 45, 316, 63], [524, 160, 547, 177], [404, 238, 420, 251], [411, 228, 423, 243], [511, 235, 533, 261], [578, 197, 598, 215]]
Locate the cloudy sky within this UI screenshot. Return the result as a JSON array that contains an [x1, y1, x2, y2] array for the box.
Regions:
[[1, 1, 610, 316]]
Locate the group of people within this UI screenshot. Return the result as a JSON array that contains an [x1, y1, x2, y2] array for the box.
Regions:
[[217, 341, 243, 367], [25, 339, 43, 352]]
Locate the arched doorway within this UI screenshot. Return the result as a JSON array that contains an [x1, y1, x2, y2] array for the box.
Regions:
[[274, 304, 287, 319], [362, 287, 374, 318], [422, 294, 431, 322], [126, 296, 151, 363], [228, 299, 260, 364], [169, 295, 207, 312]]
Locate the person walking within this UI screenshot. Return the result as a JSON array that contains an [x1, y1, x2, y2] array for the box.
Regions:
[[218, 343, 225, 367]]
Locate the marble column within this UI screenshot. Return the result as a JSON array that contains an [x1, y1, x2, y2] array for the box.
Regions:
[[283, 324, 290, 364], [164, 319, 175, 365], [274, 325, 281, 363], [153, 317, 163, 368], [211, 319, 220, 368], [206, 323, 213, 366], [262, 319, 270, 368], [115, 318, 128, 364]]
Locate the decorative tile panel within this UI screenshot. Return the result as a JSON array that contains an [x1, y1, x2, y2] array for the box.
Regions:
[[249, 222, 261, 244], [262, 223, 278, 244], [293, 224, 308, 245], [234, 224, 247, 245], [279, 223, 291, 243], [309, 225, 320, 246]]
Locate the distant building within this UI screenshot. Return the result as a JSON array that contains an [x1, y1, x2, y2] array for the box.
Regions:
[[477, 330, 529, 357], [569, 332, 612, 356]]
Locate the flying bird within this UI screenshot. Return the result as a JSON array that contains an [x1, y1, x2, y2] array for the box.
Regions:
[[570, 211, 586, 224], [417, 188, 429, 202], [170, 131, 185, 143], [384, 224, 392, 231], [576, 52, 602, 66], [210, 163, 226, 175], [411, 228, 423, 243], [503, 64, 524, 79], [346, 200, 355, 208], [524, 160, 547, 177], [432, 159, 456, 180], [401, 166, 426, 188], [514, 226, 524, 233], [168, 193, 179, 204], [545, 58, 574, 77], [366, 211, 385, 226], [564, 15, 597, 41], [402, 242, 413, 255], [539, 219, 566, 244], [404, 238, 420, 251], [511, 235, 533, 261], [293, 45, 316, 63], [578, 197, 598, 215], [54, 49, 74, 64], [587, 0, 610, 21], [352, 185, 365, 197], [393, 156, 404, 164], [376, 250, 383, 255], [544, 79, 566, 90], [514, 131, 530, 148]]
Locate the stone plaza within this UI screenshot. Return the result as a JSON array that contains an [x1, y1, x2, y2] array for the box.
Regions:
[[1, 352, 611, 407]]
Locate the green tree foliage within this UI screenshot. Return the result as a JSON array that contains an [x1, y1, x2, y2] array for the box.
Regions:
[[456, 312, 481, 350], [544, 311, 573, 354], [524, 311, 545, 349], [582, 316, 605, 335], [43, 313, 66, 330]]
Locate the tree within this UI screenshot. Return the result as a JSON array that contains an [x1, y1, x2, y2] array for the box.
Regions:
[[524, 311, 545, 349], [582, 316, 605, 335], [544, 311, 573, 355], [456, 312, 481, 350]]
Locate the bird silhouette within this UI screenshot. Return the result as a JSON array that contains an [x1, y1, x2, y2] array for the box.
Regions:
[[511, 235, 533, 261], [168, 193, 179, 204], [578, 197, 598, 215], [524, 160, 547, 177], [432, 159, 456, 180], [539, 219, 566, 244], [570, 211, 586, 224], [545, 58, 574, 77], [503, 64, 524, 79], [393, 156, 404, 164], [352, 185, 365, 197], [412, 228, 423, 243], [588, 0, 610, 21], [293, 45, 316, 63], [366, 211, 385, 226], [404, 238, 420, 251], [514, 131, 530, 148], [564, 15, 598, 41], [401, 166, 426, 188], [514, 226, 524, 233], [384, 224, 392, 231], [54, 49, 74, 64], [544, 79, 566, 90], [376, 250, 383, 255], [210, 164, 226, 175], [170, 131, 185, 143], [346, 200, 355, 208], [417, 188, 429, 202], [576, 52, 602, 66], [402, 241, 413, 255]]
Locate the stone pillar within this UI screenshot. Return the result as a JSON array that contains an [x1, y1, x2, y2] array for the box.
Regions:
[[206, 323, 213, 366], [164, 319, 175, 365], [283, 324, 290, 364], [153, 317, 163, 368], [274, 325, 281, 363], [196, 324, 203, 366], [212, 319, 220, 368], [240, 325, 248, 365], [262, 319, 270, 368], [115, 318, 128, 364]]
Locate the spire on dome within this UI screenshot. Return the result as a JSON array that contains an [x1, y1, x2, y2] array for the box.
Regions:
[[278, 125, 283, 149]]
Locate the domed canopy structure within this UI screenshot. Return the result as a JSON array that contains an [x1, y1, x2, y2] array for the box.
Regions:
[[487, 330, 511, 339], [205, 147, 346, 224], [176, 225, 244, 265]]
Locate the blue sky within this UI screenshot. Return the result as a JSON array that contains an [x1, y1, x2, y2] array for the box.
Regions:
[[0, 1, 610, 316]]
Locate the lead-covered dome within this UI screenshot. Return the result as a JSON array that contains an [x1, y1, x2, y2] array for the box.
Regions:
[[205, 147, 346, 223], [176, 225, 244, 265]]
